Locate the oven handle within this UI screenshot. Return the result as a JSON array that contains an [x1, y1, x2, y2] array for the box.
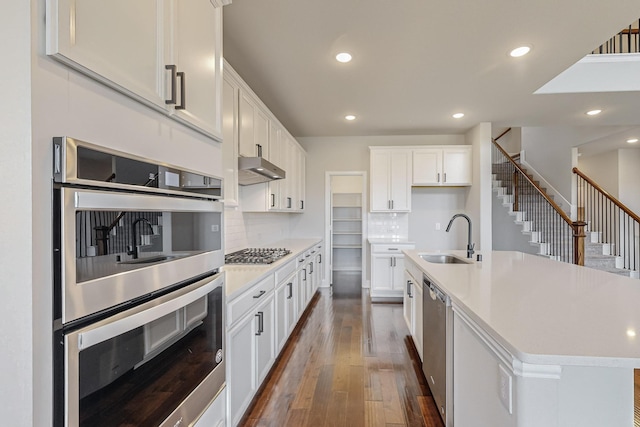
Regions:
[[69, 187, 220, 213], [77, 273, 223, 351]]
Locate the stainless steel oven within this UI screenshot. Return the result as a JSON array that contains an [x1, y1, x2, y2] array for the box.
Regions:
[[53, 137, 226, 426]]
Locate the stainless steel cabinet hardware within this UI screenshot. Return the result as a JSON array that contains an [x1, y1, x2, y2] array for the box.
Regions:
[[407, 280, 413, 298], [176, 71, 185, 110], [287, 282, 293, 299], [443, 173, 447, 183], [287, 197, 292, 209], [271, 193, 275, 207], [255, 311, 264, 335], [437, 172, 440, 182], [388, 248, 398, 251], [310, 262, 314, 273], [253, 290, 266, 299], [318, 254, 322, 263], [165, 65, 177, 105], [300, 200, 304, 209], [256, 144, 263, 157]]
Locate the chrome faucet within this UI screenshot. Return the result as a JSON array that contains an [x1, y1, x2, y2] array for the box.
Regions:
[[446, 213, 475, 259], [127, 218, 154, 259]]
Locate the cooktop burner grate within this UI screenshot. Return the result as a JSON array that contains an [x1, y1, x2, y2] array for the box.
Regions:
[[225, 248, 291, 265]]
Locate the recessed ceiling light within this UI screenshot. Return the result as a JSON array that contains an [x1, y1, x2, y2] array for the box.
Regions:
[[509, 46, 531, 57], [628, 329, 637, 338], [345, 115, 356, 121], [336, 52, 352, 63], [452, 113, 465, 119], [627, 138, 639, 144], [586, 109, 602, 116]]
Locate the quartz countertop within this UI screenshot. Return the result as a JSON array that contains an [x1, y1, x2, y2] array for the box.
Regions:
[[223, 238, 322, 300], [404, 249, 640, 368]]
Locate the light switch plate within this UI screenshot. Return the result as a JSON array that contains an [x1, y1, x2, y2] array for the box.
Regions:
[[498, 363, 513, 414]]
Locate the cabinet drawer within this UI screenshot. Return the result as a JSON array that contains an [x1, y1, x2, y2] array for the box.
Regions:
[[228, 275, 274, 326], [406, 260, 422, 287], [297, 250, 311, 269], [371, 244, 414, 253], [275, 259, 296, 285]]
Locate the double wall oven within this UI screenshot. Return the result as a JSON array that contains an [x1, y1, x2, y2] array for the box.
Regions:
[[52, 137, 225, 427]]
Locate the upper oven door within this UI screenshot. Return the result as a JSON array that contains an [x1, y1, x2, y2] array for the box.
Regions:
[[56, 187, 223, 324]]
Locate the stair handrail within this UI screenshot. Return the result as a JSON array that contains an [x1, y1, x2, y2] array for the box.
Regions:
[[492, 139, 573, 226], [572, 167, 640, 224]]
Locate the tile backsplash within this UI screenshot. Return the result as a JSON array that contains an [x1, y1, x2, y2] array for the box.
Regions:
[[224, 208, 291, 253], [367, 212, 409, 239]]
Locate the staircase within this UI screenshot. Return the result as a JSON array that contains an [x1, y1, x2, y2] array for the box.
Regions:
[[492, 157, 638, 278]]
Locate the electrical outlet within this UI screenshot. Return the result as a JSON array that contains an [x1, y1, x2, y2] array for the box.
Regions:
[[435, 222, 441, 230], [211, 224, 219, 232], [498, 364, 513, 414]]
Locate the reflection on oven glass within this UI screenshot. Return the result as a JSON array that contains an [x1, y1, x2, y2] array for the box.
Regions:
[[78, 287, 222, 427]]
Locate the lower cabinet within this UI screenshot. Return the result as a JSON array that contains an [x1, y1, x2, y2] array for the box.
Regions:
[[370, 243, 415, 301], [227, 291, 275, 426], [227, 242, 322, 426], [404, 269, 423, 361], [275, 272, 298, 353]]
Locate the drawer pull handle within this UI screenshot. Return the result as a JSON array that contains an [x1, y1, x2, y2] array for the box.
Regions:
[[253, 290, 266, 299], [287, 282, 293, 299], [388, 248, 398, 251], [255, 311, 264, 335]]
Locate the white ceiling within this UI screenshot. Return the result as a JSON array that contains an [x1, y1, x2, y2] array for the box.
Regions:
[[223, 0, 640, 143]]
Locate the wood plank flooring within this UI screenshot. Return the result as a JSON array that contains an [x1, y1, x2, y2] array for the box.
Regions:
[[239, 290, 443, 427]]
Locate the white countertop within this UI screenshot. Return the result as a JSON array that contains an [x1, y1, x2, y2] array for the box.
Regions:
[[404, 249, 640, 368], [223, 238, 322, 299]]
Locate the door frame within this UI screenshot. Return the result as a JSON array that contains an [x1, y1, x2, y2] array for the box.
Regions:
[[325, 171, 368, 289]]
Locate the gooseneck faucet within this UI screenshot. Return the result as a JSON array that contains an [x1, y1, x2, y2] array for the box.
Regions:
[[446, 213, 475, 259], [127, 218, 155, 259]]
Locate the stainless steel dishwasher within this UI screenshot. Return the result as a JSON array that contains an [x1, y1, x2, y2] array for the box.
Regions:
[[422, 273, 452, 426]]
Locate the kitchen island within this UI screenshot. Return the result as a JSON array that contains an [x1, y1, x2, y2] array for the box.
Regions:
[[404, 249, 639, 427]]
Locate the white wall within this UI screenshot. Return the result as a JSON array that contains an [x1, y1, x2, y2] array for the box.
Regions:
[[578, 150, 620, 198], [618, 149, 640, 214], [465, 122, 493, 252], [1, 2, 34, 426], [408, 188, 468, 250]]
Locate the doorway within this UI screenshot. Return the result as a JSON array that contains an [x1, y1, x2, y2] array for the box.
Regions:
[[325, 172, 367, 298]]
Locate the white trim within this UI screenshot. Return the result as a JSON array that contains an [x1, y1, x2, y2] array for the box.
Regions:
[[513, 360, 562, 379]]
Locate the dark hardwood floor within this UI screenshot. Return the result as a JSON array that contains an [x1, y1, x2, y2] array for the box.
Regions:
[[240, 289, 444, 427]]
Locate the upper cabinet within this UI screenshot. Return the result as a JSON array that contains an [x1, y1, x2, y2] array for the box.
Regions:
[[412, 146, 472, 186], [370, 148, 411, 212], [46, 0, 223, 141], [222, 72, 240, 206], [239, 92, 270, 159], [225, 62, 306, 213]]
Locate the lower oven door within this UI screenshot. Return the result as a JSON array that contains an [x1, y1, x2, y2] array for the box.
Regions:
[[56, 272, 225, 427]]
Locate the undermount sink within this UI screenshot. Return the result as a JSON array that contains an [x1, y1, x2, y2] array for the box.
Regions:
[[420, 254, 470, 264], [118, 255, 179, 265]]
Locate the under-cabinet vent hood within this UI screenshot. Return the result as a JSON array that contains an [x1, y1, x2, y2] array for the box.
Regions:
[[238, 157, 286, 186]]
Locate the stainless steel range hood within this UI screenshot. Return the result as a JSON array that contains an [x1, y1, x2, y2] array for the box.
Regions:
[[238, 157, 286, 186]]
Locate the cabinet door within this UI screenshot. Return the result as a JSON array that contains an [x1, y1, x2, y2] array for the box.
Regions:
[[442, 147, 472, 185], [298, 147, 306, 211], [391, 256, 406, 290], [413, 149, 442, 185], [255, 108, 270, 160], [403, 271, 413, 331], [227, 314, 256, 426], [389, 151, 411, 211], [267, 122, 282, 210], [171, 0, 223, 140], [255, 295, 275, 385], [286, 275, 298, 334], [46, 0, 167, 109], [371, 255, 394, 292], [370, 151, 391, 211], [298, 268, 308, 311], [412, 278, 424, 362], [238, 92, 257, 157], [222, 76, 239, 206], [275, 281, 288, 353]]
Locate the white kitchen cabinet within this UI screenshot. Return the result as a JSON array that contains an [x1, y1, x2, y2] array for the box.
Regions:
[[412, 274, 423, 362], [370, 148, 411, 212], [239, 91, 270, 159], [254, 294, 275, 385], [222, 72, 240, 206], [413, 146, 472, 186], [227, 310, 255, 427], [170, 0, 223, 140], [275, 270, 297, 353], [370, 243, 415, 301], [46, 0, 223, 140], [403, 271, 414, 332]]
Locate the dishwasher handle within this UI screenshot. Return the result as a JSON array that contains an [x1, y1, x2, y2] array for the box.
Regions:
[[424, 275, 448, 305]]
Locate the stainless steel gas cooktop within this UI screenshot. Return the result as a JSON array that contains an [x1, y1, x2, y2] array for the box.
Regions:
[[224, 248, 291, 265]]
